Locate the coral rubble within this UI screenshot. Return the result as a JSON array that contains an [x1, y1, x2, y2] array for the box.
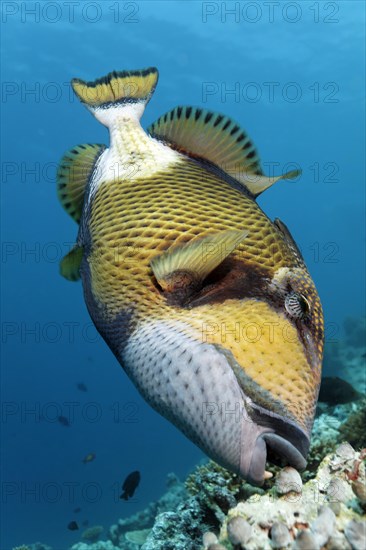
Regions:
[[214, 444, 365, 549]]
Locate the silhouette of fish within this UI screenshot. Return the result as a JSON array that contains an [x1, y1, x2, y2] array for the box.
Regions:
[[67, 521, 79, 531], [319, 377, 364, 405], [82, 452, 96, 464], [58, 415, 70, 427], [58, 67, 324, 486], [120, 470, 141, 500], [77, 382, 88, 392], [73, 507, 81, 513]]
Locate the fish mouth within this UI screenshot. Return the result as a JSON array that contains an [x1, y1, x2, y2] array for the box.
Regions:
[[215, 346, 311, 485], [239, 401, 309, 486]]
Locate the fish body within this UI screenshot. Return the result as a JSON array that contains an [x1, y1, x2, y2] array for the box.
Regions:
[[319, 377, 364, 405], [58, 68, 324, 485], [68, 521, 79, 531], [82, 452, 96, 464], [58, 415, 71, 427], [120, 470, 141, 500]]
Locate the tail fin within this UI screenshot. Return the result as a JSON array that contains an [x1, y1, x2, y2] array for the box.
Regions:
[[71, 67, 158, 120]]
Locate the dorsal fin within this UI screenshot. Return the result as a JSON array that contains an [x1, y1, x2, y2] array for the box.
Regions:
[[57, 143, 106, 223], [147, 106, 300, 197], [150, 229, 248, 304]]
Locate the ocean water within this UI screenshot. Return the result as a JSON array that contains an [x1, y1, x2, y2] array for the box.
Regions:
[[1, 1, 365, 549]]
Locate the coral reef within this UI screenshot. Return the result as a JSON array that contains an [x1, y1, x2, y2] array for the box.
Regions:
[[70, 543, 118, 550], [81, 526, 104, 543], [185, 460, 264, 522], [140, 461, 267, 548], [107, 473, 186, 549], [21, 412, 366, 550], [141, 501, 207, 550], [344, 519, 366, 550], [202, 532, 219, 547], [275, 467, 302, 495], [339, 399, 366, 449], [13, 544, 52, 550], [214, 444, 365, 549], [302, 410, 341, 481], [226, 516, 252, 546], [270, 521, 292, 548]]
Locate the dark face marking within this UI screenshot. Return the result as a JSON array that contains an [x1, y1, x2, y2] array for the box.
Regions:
[[186, 257, 269, 309], [158, 252, 322, 374]]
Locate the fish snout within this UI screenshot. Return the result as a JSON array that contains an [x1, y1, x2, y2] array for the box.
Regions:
[[238, 416, 308, 485], [122, 321, 309, 485]]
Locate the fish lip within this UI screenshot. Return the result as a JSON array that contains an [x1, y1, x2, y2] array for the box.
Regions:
[[248, 400, 310, 459], [239, 399, 309, 486]]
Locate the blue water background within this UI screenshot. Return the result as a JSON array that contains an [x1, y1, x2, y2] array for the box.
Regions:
[[1, 2, 365, 548]]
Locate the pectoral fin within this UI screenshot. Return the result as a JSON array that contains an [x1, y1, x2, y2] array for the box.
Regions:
[[57, 144, 106, 223], [150, 229, 248, 302], [60, 245, 83, 281]]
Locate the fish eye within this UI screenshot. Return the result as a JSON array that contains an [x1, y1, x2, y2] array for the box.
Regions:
[[285, 291, 310, 319]]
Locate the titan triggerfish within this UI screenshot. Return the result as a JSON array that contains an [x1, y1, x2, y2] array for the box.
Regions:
[[57, 67, 324, 485]]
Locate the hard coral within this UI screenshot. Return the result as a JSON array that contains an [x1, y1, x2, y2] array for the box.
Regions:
[[185, 460, 264, 522], [81, 525, 104, 543], [108, 472, 186, 547], [216, 448, 365, 549], [339, 400, 366, 449]]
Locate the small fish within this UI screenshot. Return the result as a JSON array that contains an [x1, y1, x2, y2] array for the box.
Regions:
[[58, 415, 71, 427], [77, 382, 88, 392], [58, 67, 324, 486], [120, 470, 141, 500], [67, 521, 79, 531], [73, 507, 81, 513], [82, 452, 96, 464], [319, 377, 363, 405]]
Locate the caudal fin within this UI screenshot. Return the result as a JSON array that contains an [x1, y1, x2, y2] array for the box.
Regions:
[[71, 67, 159, 121]]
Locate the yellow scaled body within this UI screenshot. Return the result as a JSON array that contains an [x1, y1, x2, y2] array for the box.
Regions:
[[58, 68, 324, 485]]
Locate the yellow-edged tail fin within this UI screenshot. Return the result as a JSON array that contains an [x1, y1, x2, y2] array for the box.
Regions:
[[71, 68, 159, 112], [148, 106, 300, 197], [57, 143, 106, 223]]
